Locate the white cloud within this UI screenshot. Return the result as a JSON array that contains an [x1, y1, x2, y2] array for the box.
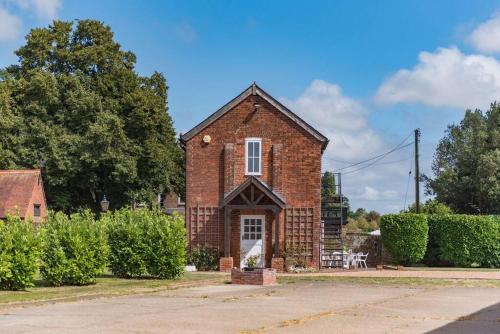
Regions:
[[281, 79, 384, 162], [0, 7, 21, 41], [375, 47, 500, 110], [356, 186, 398, 201], [10, 0, 61, 19], [281, 80, 411, 213], [32, 0, 61, 19], [467, 12, 500, 54]]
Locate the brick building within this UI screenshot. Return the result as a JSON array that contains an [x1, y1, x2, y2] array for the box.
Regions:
[[180, 83, 328, 271], [0, 169, 48, 223]]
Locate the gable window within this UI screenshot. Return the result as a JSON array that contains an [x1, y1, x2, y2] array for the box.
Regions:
[[34, 204, 41, 217], [245, 138, 262, 175]]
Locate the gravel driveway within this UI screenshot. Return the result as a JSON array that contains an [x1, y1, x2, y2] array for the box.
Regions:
[[0, 281, 498, 333]]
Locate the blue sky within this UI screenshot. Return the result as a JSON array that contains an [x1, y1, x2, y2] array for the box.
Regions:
[[1, 1, 500, 213]]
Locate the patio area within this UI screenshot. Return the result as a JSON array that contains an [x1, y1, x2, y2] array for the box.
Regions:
[[0, 277, 498, 333]]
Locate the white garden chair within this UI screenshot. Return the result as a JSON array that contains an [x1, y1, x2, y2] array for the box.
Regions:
[[357, 252, 368, 268]]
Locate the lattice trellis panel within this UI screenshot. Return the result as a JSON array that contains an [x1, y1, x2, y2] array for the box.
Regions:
[[189, 207, 220, 251], [285, 208, 314, 261]]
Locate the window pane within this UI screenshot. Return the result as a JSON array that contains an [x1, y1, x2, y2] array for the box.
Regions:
[[248, 142, 254, 158], [253, 157, 259, 173], [254, 142, 260, 157], [256, 233, 262, 239], [250, 233, 255, 239], [256, 226, 261, 232], [250, 226, 255, 232], [244, 226, 249, 232], [248, 157, 253, 173]]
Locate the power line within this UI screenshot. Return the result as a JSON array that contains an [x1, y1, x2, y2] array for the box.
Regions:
[[335, 132, 413, 172], [341, 142, 413, 175]]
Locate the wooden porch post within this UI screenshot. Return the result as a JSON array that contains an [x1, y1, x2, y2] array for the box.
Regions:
[[224, 207, 231, 257]]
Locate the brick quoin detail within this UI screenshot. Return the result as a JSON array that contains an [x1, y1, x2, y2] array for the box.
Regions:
[[272, 144, 283, 194], [183, 86, 326, 269]]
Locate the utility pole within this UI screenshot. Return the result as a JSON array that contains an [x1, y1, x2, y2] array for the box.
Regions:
[[414, 129, 420, 213]]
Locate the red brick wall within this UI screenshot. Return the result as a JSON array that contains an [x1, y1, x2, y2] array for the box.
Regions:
[[185, 94, 323, 267], [26, 174, 47, 223]]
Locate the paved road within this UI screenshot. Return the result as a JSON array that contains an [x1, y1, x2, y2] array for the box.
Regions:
[[0, 282, 498, 333]]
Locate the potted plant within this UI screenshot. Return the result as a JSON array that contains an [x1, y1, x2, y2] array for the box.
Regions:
[[245, 254, 261, 271]]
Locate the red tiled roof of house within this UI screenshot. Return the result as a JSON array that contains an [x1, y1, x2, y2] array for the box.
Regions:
[[0, 170, 42, 218]]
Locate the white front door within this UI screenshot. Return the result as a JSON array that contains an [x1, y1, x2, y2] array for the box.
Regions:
[[240, 215, 265, 268]]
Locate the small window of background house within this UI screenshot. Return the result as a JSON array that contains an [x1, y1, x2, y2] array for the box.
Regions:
[[34, 204, 41, 217]]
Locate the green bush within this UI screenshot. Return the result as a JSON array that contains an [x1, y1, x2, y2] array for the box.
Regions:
[[144, 212, 186, 279], [0, 216, 42, 290], [380, 214, 428, 265], [186, 247, 219, 271], [41, 210, 109, 286], [423, 215, 450, 267], [431, 214, 499, 267], [107, 208, 186, 278]]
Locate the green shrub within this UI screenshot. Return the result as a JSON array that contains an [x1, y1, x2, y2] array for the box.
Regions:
[[0, 216, 42, 290], [41, 210, 109, 286], [107, 208, 186, 278], [423, 215, 450, 267], [186, 247, 219, 271], [380, 214, 428, 265], [105, 209, 147, 278], [144, 212, 186, 279], [431, 214, 499, 267]]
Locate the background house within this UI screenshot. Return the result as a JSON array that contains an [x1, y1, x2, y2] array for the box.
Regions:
[[180, 83, 328, 271], [0, 170, 47, 223]]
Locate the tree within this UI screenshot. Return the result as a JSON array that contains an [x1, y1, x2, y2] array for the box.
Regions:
[[321, 171, 336, 199], [425, 104, 499, 214], [0, 20, 184, 211], [405, 199, 453, 215]]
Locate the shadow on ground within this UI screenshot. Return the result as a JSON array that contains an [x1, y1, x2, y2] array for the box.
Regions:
[[426, 302, 500, 333]]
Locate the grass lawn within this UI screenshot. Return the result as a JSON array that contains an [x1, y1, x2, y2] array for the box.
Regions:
[[0, 272, 227, 307], [278, 275, 500, 288]]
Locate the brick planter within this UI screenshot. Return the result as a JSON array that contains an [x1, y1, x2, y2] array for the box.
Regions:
[[219, 257, 233, 272], [231, 268, 277, 285], [271, 258, 284, 273]]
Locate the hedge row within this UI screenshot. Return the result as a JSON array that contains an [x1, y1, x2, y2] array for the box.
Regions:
[[0, 208, 186, 290], [380, 214, 428, 265], [104, 208, 186, 279], [381, 213, 500, 267], [41, 210, 109, 286], [0, 216, 42, 290], [427, 214, 499, 268]]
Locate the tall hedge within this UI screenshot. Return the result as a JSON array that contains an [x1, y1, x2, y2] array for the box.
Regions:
[[41, 210, 109, 286], [380, 214, 428, 265], [0, 216, 42, 290], [430, 214, 500, 267], [106, 208, 186, 279]]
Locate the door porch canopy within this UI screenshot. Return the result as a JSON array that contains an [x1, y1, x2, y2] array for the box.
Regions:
[[221, 176, 286, 258]]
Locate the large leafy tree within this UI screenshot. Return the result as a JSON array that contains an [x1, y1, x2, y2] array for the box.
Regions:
[[0, 20, 183, 211], [425, 104, 499, 214]]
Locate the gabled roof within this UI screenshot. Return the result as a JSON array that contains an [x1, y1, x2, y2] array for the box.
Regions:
[[0, 170, 43, 218], [221, 176, 286, 208], [180, 82, 329, 152]]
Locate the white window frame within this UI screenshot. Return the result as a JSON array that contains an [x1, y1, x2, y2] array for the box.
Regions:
[[245, 138, 262, 176]]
